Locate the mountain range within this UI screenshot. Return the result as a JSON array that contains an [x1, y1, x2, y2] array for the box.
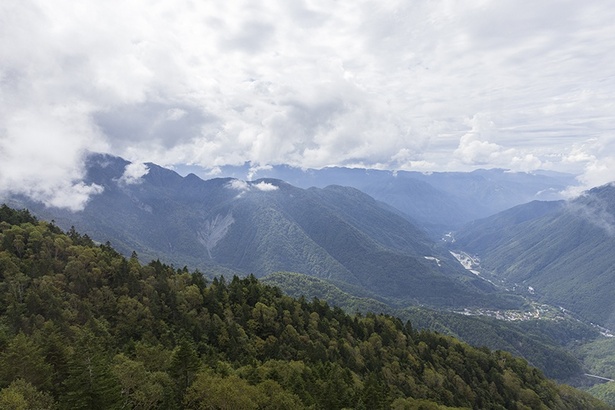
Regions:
[[6, 153, 521, 311], [177, 162, 577, 235]]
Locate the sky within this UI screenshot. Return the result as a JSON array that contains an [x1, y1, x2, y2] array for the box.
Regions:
[[1, 0, 615, 209]]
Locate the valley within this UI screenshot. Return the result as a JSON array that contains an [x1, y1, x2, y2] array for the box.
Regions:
[[448, 249, 589, 324]]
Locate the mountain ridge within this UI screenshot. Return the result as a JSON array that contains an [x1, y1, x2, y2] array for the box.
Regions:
[[177, 162, 578, 234], [5, 153, 522, 311]]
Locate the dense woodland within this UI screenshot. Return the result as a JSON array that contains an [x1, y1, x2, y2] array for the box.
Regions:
[[0, 205, 610, 409], [263, 272, 593, 382]]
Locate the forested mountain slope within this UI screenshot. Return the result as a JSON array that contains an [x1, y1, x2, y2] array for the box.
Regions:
[[0, 206, 609, 409], [8, 154, 522, 311], [263, 271, 596, 382], [454, 183, 615, 328]]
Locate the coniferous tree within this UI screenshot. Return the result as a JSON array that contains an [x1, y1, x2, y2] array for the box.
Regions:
[[169, 337, 200, 395], [60, 330, 121, 410]]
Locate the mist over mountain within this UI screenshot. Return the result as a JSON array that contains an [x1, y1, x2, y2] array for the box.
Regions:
[[453, 182, 615, 328], [6, 153, 521, 311], [178, 163, 577, 235]]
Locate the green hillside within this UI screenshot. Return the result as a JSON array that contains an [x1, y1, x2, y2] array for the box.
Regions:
[[454, 184, 615, 328], [574, 338, 615, 406], [264, 271, 596, 382], [0, 205, 609, 409]]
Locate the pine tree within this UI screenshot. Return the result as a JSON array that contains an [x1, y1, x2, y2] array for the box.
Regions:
[[169, 337, 200, 395], [60, 331, 121, 410]]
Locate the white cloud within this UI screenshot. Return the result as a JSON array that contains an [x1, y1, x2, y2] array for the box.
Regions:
[[253, 181, 279, 191], [225, 179, 278, 193], [118, 162, 149, 186], [247, 164, 272, 181], [0, 105, 106, 211], [453, 114, 543, 171], [226, 179, 250, 192], [561, 137, 615, 197], [45, 182, 104, 211], [454, 114, 502, 165], [2, 0, 615, 206], [580, 156, 615, 189]]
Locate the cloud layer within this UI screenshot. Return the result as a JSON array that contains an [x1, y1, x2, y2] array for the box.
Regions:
[[2, 0, 615, 208]]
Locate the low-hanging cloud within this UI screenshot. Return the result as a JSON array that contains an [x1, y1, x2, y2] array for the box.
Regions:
[[2, 0, 615, 208], [117, 162, 150, 186], [253, 181, 279, 191], [224, 179, 278, 193], [0, 106, 106, 211], [226, 179, 250, 192], [567, 189, 615, 237], [561, 137, 615, 197]]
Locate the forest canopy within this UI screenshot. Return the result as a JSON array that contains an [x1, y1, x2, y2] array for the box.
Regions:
[[0, 204, 610, 409]]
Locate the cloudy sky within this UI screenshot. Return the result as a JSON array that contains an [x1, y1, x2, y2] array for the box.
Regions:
[[1, 0, 615, 209]]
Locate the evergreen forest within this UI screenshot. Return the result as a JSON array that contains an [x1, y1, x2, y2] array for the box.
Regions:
[[0, 204, 610, 409]]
